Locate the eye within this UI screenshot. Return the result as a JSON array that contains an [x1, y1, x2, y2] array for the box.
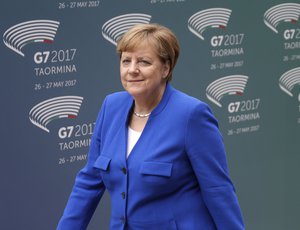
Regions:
[[121, 59, 131, 65], [138, 60, 151, 66]]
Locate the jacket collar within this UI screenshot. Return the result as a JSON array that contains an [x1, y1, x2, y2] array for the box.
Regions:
[[125, 83, 173, 120], [150, 83, 173, 118]]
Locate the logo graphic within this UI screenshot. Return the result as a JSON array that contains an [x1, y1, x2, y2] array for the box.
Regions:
[[264, 3, 300, 33], [3, 19, 60, 57], [188, 8, 232, 40], [206, 75, 249, 107], [29, 96, 83, 133], [279, 67, 300, 97], [102, 13, 152, 45]]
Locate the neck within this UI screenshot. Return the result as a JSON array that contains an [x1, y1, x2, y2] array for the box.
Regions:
[[133, 84, 166, 114]]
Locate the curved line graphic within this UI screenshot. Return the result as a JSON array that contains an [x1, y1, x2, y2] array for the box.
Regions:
[[29, 96, 83, 133], [264, 3, 300, 33], [101, 13, 151, 46], [188, 8, 232, 40], [279, 67, 300, 97], [3, 20, 60, 56], [206, 75, 249, 107]]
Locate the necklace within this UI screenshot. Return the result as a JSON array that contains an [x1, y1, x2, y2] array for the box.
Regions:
[[133, 111, 151, 118]]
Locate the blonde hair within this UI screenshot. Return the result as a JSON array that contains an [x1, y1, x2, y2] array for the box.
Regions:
[[116, 23, 180, 81]]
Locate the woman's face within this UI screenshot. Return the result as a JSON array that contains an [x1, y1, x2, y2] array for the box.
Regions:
[[120, 43, 170, 100]]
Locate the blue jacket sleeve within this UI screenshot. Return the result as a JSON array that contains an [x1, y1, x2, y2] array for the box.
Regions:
[[185, 102, 244, 230], [57, 98, 107, 230]]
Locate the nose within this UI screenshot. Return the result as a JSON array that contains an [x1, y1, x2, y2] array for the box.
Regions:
[[128, 62, 139, 74]]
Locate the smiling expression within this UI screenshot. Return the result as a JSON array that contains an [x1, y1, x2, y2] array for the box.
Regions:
[[120, 44, 170, 100]]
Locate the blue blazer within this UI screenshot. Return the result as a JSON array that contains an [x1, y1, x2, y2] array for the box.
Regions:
[[57, 84, 244, 230]]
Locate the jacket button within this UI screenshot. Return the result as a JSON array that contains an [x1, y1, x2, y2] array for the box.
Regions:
[[120, 216, 125, 224], [121, 167, 127, 174], [121, 192, 126, 199]]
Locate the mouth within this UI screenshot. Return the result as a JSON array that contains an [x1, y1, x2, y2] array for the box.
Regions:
[[127, 79, 144, 82]]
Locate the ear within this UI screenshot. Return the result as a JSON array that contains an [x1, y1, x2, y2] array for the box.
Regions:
[[162, 60, 171, 79]]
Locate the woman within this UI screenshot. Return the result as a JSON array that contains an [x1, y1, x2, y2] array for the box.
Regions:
[[57, 23, 244, 230]]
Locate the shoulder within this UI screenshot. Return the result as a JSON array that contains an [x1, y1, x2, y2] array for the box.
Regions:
[[168, 86, 218, 127], [169, 86, 211, 113], [106, 91, 131, 104], [103, 91, 132, 110], [96, 91, 132, 124]]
